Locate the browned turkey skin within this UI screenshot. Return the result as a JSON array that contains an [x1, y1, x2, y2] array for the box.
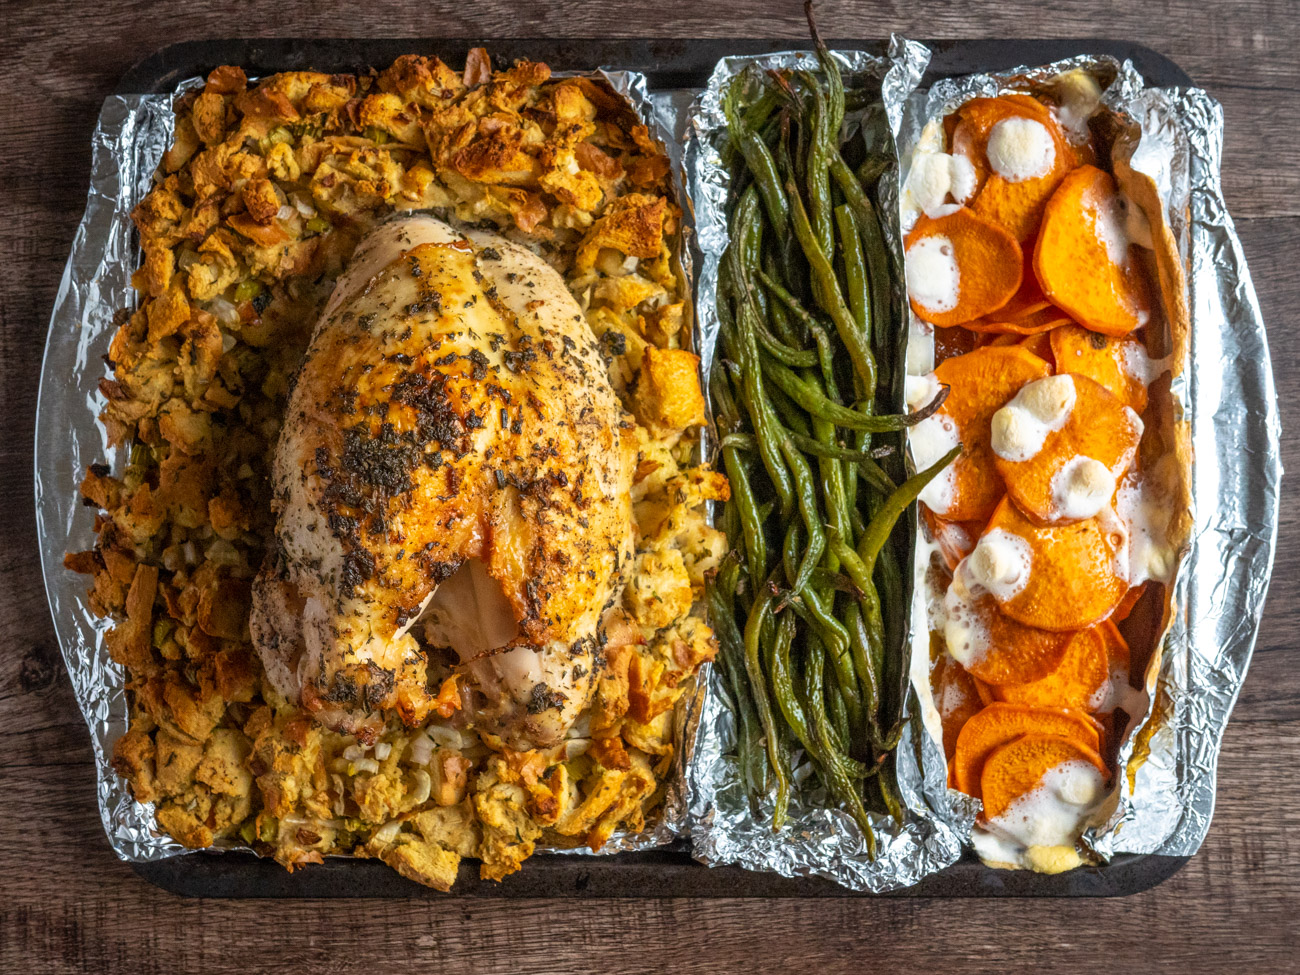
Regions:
[[251, 213, 637, 749]]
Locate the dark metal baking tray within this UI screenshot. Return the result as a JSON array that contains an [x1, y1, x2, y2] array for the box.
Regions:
[[115, 36, 1192, 899]]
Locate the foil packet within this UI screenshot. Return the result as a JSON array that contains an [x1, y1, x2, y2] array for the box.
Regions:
[[683, 38, 978, 893], [34, 65, 703, 866], [895, 55, 1280, 867]]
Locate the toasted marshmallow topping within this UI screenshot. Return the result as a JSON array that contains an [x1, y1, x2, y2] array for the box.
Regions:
[[906, 151, 979, 216], [985, 760, 1106, 848], [943, 568, 990, 669], [991, 375, 1077, 462], [910, 410, 961, 514], [966, 528, 1033, 601], [1051, 455, 1117, 521], [906, 236, 961, 314], [1116, 467, 1177, 586], [1051, 70, 1103, 143], [986, 117, 1056, 183]]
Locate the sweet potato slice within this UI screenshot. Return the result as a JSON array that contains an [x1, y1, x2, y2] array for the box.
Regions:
[[1016, 331, 1054, 364], [925, 346, 1051, 522], [905, 208, 1023, 327], [994, 625, 1110, 711], [1111, 582, 1147, 623], [979, 732, 1108, 819], [972, 129, 1075, 242], [933, 322, 978, 366], [945, 578, 1075, 687], [1034, 165, 1153, 337], [948, 95, 1075, 241], [950, 94, 1056, 195], [931, 652, 985, 761], [983, 496, 1129, 631], [966, 302, 1073, 335], [1050, 322, 1154, 414], [1113, 130, 1191, 377], [992, 373, 1142, 526], [951, 701, 1102, 796], [978, 332, 1054, 366], [922, 507, 983, 570]]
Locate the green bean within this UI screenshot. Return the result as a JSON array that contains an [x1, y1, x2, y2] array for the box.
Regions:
[[776, 431, 825, 595], [798, 70, 835, 261], [756, 268, 826, 336], [785, 177, 878, 394], [751, 312, 819, 368], [769, 610, 816, 755], [708, 574, 769, 799], [826, 667, 853, 755], [835, 204, 871, 339], [728, 193, 796, 518], [743, 584, 791, 826], [733, 127, 790, 243], [856, 444, 962, 576], [711, 357, 769, 585], [761, 355, 938, 433], [830, 154, 893, 371], [844, 604, 882, 739], [802, 632, 877, 855], [722, 431, 894, 495]]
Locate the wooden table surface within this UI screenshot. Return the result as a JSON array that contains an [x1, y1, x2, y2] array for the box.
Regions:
[[3, 0, 1295, 971]]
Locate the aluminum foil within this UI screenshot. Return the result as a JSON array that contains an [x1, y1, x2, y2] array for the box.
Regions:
[[38, 43, 1279, 888], [35, 66, 703, 866], [895, 56, 1281, 863], [683, 38, 980, 893]]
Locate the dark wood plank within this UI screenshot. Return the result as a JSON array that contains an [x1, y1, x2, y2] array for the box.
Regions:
[[2, 1, 1297, 972]]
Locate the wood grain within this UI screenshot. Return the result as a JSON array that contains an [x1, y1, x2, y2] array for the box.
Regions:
[[2, 1, 1296, 971]]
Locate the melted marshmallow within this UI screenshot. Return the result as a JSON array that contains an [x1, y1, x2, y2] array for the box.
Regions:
[[1116, 471, 1176, 586], [1050, 70, 1103, 144], [1121, 340, 1168, 387], [990, 375, 1077, 462], [905, 372, 943, 412], [942, 567, 991, 669], [906, 236, 961, 314], [966, 528, 1033, 602], [906, 151, 979, 216], [910, 411, 961, 514], [986, 117, 1056, 182], [972, 759, 1108, 871], [985, 760, 1106, 848], [1051, 455, 1117, 521]]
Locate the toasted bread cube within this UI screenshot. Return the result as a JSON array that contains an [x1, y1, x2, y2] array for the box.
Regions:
[[636, 346, 705, 432]]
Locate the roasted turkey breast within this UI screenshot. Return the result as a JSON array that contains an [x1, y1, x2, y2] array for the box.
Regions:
[[251, 213, 637, 748]]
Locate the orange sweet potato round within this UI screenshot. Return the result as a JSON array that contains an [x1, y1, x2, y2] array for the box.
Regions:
[[979, 731, 1109, 819], [923, 507, 983, 570], [906, 208, 1023, 327], [992, 373, 1142, 526], [951, 701, 1102, 797], [966, 301, 1073, 335], [945, 578, 1075, 687], [994, 624, 1111, 712], [950, 94, 1057, 197], [1050, 322, 1155, 414], [983, 496, 1129, 632], [1034, 165, 1153, 337], [926, 346, 1051, 522], [931, 652, 986, 761]]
